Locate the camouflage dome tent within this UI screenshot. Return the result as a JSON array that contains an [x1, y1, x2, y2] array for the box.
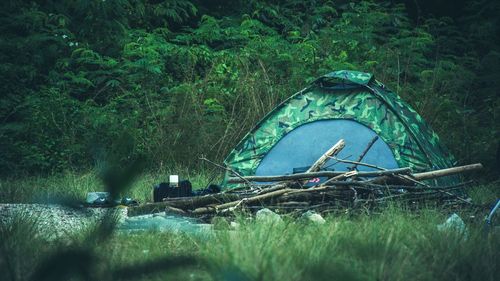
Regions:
[[223, 70, 457, 188]]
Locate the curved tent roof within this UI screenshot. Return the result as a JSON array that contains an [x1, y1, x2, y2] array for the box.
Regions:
[[223, 70, 456, 187]]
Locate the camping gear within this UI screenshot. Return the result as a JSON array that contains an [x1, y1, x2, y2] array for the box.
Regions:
[[130, 140, 482, 219], [485, 199, 500, 233], [193, 184, 221, 196], [120, 197, 139, 206], [129, 71, 482, 219], [152, 180, 221, 203], [223, 70, 458, 188], [86, 192, 138, 207], [153, 177, 193, 202], [86, 192, 110, 204]]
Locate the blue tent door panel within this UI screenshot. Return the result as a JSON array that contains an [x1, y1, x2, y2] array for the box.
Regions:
[[255, 120, 398, 177]]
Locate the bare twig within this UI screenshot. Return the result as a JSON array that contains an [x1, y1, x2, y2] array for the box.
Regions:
[[307, 139, 345, 173], [226, 168, 411, 183], [350, 136, 379, 170], [321, 170, 358, 186], [328, 156, 385, 171], [199, 156, 255, 189]]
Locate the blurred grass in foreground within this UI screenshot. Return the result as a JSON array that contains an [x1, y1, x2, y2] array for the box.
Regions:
[[0, 173, 498, 280], [0, 206, 499, 281]]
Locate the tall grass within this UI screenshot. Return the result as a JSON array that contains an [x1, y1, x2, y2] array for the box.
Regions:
[[1, 207, 498, 281], [0, 168, 220, 204], [203, 208, 499, 281], [1, 173, 498, 280]]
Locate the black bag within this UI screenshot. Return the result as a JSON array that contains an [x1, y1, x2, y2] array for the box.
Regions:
[[153, 180, 192, 202]]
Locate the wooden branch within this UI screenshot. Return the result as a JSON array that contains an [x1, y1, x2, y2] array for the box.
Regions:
[[307, 139, 345, 173], [366, 163, 483, 184], [191, 188, 294, 215], [199, 156, 255, 188], [165, 206, 187, 215], [350, 136, 378, 170], [321, 170, 358, 186], [413, 163, 483, 180], [328, 156, 384, 171], [128, 193, 241, 216], [226, 168, 411, 183]]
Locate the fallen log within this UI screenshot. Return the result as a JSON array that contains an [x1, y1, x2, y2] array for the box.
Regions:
[[128, 193, 242, 216], [191, 188, 295, 215], [413, 163, 483, 181], [366, 163, 483, 184], [226, 167, 411, 183]]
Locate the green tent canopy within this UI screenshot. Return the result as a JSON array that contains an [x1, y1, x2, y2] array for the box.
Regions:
[[223, 70, 457, 187]]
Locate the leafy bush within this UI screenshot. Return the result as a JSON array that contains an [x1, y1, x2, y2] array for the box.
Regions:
[[0, 0, 498, 176]]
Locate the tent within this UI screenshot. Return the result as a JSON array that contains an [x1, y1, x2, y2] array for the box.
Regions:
[[223, 70, 457, 187]]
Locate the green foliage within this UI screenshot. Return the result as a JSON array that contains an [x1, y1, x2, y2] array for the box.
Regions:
[[0, 0, 498, 176], [206, 209, 500, 281], [1, 202, 499, 280]]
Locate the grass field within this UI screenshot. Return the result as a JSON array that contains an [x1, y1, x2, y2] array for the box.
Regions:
[[0, 171, 499, 281]]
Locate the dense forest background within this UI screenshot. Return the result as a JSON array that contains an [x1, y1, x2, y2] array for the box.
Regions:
[[0, 0, 498, 177]]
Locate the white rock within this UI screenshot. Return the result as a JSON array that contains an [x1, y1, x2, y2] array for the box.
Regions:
[[230, 221, 240, 230], [256, 208, 282, 223], [301, 211, 326, 224], [437, 213, 468, 238]]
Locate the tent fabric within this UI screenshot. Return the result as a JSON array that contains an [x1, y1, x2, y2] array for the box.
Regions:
[[223, 70, 456, 187], [255, 119, 400, 176]]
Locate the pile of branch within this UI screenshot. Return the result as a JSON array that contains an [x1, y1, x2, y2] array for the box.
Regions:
[[129, 139, 483, 218]]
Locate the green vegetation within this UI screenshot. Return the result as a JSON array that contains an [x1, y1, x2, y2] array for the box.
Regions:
[[1, 0, 499, 177], [1, 1, 499, 280], [1, 170, 498, 205], [1, 172, 498, 280], [1, 205, 499, 281], [0, 168, 217, 204]]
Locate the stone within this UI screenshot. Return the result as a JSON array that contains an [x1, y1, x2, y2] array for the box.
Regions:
[[301, 210, 326, 224], [256, 208, 282, 223], [437, 213, 468, 238], [230, 221, 240, 230]]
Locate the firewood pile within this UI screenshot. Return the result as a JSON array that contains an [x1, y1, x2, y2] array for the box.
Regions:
[[129, 139, 483, 219]]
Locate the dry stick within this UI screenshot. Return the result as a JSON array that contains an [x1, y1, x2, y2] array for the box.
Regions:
[[364, 163, 484, 184], [191, 188, 294, 215], [361, 185, 473, 203], [199, 156, 255, 189], [413, 163, 483, 181], [127, 193, 242, 216], [227, 141, 346, 194], [299, 139, 346, 189], [326, 159, 480, 205], [226, 168, 411, 183], [288, 139, 346, 189], [352, 162, 475, 205], [349, 136, 379, 170], [284, 171, 360, 196], [321, 170, 358, 186], [331, 156, 418, 187], [340, 180, 474, 191], [306, 139, 345, 173], [256, 182, 289, 195], [191, 180, 473, 216], [329, 156, 385, 171], [395, 173, 472, 205], [204, 140, 343, 193]]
